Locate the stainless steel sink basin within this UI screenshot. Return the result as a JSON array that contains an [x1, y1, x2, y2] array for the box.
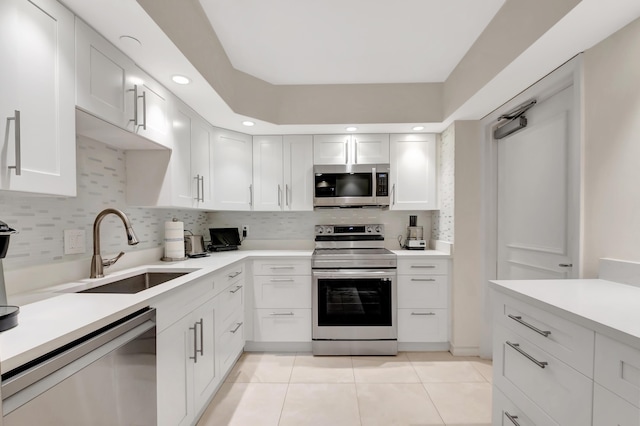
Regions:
[[80, 272, 189, 294]]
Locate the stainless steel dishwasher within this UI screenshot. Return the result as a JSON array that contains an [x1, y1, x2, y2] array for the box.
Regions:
[[1, 308, 156, 425]]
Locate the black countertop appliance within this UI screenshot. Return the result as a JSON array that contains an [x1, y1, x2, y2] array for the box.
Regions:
[[0, 220, 19, 331]]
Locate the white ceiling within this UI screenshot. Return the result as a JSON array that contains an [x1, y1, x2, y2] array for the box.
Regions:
[[199, 0, 506, 85]]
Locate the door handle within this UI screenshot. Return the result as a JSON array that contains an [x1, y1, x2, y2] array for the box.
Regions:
[[559, 263, 573, 267], [194, 175, 201, 201], [392, 184, 396, 205], [230, 285, 243, 294], [278, 184, 282, 207], [200, 176, 205, 202], [138, 90, 147, 130], [507, 314, 551, 337], [506, 341, 548, 368], [249, 184, 253, 206], [6, 110, 21, 175], [189, 322, 198, 363], [285, 184, 290, 207], [196, 318, 204, 356], [504, 412, 521, 426], [128, 85, 138, 126], [230, 322, 243, 334]]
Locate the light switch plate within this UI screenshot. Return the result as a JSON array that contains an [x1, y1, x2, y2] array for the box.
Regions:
[[64, 229, 86, 255]]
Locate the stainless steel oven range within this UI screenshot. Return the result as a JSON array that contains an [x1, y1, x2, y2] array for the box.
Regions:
[[312, 224, 397, 355]]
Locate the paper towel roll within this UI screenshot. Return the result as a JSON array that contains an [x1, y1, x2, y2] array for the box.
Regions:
[[163, 220, 185, 260]]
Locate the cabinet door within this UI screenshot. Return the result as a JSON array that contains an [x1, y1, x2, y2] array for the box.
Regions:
[[253, 309, 312, 342], [398, 308, 448, 342], [211, 128, 253, 210], [284, 135, 314, 211], [157, 315, 194, 426], [192, 297, 219, 411], [171, 105, 195, 208], [133, 67, 172, 147], [390, 134, 437, 210], [76, 18, 136, 129], [353, 134, 389, 164], [192, 116, 213, 209], [313, 134, 349, 165], [253, 135, 284, 211], [0, 0, 76, 196]]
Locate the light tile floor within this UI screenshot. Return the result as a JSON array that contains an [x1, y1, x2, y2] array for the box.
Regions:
[[197, 351, 492, 426]]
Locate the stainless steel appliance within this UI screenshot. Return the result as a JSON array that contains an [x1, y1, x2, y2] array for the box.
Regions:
[[312, 224, 397, 355], [405, 215, 426, 250], [314, 164, 390, 207], [184, 232, 208, 257], [1, 308, 156, 425], [0, 220, 18, 332]]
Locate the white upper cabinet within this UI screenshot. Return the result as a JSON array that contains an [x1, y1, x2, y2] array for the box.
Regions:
[[75, 18, 171, 148], [390, 134, 437, 210], [313, 134, 389, 165], [191, 117, 214, 209], [253, 135, 313, 211], [211, 128, 253, 210], [0, 0, 76, 196], [284, 135, 314, 211]]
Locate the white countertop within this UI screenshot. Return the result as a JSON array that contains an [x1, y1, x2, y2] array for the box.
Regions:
[[392, 249, 450, 257], [490, 278, 640, 350], [0, 250, 311, 374]]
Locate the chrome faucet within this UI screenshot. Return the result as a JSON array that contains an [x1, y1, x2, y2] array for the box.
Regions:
[[90, 208, 139, 278]]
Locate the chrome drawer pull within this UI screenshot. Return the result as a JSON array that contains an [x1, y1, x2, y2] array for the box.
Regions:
[[197, 319, 204, 356], [558, 263, 573, 267], [411, 312, 436, 316], [269, 278, 295, 282], [189, 322, 198, 363], [230, 285, 243, 293], [411, 265, 436, 269], [270, 312, 294, 316], [505, 412, 520, 426], [230, 322, 243, 334], [227, 271, 242, 278], [7, 110, 21, 175], [506, 341, 548, 369], [507, 314, 551, 337], [411, 278, 436, 282], [270, 266, 295, 269]]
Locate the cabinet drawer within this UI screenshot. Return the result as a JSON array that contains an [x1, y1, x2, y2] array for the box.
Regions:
[[493, 388, 559, 426], [398, 259, 448, 275], [218, 312, 244, 376], [253, 309, 311, 342], [493, 324, 593, 426], [397, 308, 447, 342], [593, 383, 640, 426], [397, 275, 447, 308], [253, 275, 311, 308], [595, 333, 640, 409], [494, 292, 594, 377], [216, 280, 244, 333], [212, 263, 245, 296], [153, 274, 215, 332], [253, 259, 310, 276]]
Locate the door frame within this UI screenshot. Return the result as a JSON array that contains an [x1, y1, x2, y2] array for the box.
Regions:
[[478, 55, 584, 357]]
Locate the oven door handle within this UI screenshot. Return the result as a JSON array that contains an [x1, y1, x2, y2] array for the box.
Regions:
[[312, 269, 396, 278]]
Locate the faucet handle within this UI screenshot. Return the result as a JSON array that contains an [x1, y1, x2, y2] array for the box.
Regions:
[[103, 251, 125, 268]]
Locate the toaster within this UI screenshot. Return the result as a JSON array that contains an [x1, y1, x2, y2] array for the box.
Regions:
[[184, 234, 207, 257]]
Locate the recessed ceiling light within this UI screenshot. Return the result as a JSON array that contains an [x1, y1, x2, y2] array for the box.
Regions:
[[119, 35, 141, 48], [412, 126, 425, 131], [346, 126, 358, 132], [172, 75, 191, 85], [242, 121, 255, 127]]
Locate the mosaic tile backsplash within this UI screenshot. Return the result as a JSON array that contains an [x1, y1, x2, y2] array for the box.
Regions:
[[0, 137, 208, 270], [431, 125, 454, 243]]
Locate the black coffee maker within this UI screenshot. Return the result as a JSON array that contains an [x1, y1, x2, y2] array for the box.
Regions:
[[0, 220, 19, 331]]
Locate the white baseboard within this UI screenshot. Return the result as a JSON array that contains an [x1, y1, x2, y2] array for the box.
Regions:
[[449, 343, 480, 357], [244, 341, 313, 352], [398, 342, 450, 352]]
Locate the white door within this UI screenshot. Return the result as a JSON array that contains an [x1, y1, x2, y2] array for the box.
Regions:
[[253, 135, 284, 211], [497, 86, 578, 280], [211, 128, 253, 210], [171, 106, 194, 208], [353, 134, 390, 164], [313, 134, 349, 165], [191, 117, 212, 208], [389, 134, 437, 210]]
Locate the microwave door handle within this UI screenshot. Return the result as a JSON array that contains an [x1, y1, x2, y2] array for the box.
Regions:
[[372, 167, 377, 200], [345, 140, 349, 164]]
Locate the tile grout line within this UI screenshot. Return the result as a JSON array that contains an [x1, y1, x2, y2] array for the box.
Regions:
[[407, 354, 448, 426]]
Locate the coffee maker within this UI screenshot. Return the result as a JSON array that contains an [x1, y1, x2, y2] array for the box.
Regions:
[[405, 215, 426, 250], [0, 220, 19, 331]]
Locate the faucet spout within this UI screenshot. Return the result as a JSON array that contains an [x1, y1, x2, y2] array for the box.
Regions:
[[90, 208, 139, 278]]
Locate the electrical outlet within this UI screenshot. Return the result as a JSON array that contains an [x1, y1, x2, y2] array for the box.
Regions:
[[242, 225, 248, 237], [64, 229, 86, 255]]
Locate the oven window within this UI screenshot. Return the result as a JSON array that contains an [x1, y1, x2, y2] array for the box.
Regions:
[[314, 173, 372, 197], [317, 278, 392, 326]]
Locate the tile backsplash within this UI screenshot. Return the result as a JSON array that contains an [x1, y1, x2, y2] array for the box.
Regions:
[[432, 125, 454, 243], [0, 137, 208, 270]]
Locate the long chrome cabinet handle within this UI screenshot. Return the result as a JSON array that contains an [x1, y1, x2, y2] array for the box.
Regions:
[[189, 322, 198, 363], [128, 85, 138, 126], [269, 278, 295, 282], [249, 184, 253, 206], [392, 183, 396, 205], [504, 412, 520, 426], [7, 110, 21, 175], [270, 266, 295, 270], [200, 176, 205, 202], [230, 285, 243, 294], [345, 140, 349, 164], [506, 341, 548, 369], [139, 90, 147, 130], [228, 271, 242, 279], [197, 319, 204, 356], [411, 278, 436, 282], [194, 175, 201, 201], [411, 265, 436, 269], [559, 263, 573, 267], [270, 312, 294, 316], [411, 312, 435, 316], [507, 314, 551, 337], [285, 184, 290, 207], [230, 322, 243, 334], [278, 184, 282, 206]]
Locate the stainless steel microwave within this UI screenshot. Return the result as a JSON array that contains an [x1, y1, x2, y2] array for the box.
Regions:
[[313, 164, 390, 207]]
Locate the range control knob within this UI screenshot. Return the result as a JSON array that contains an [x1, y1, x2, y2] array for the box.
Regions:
[[375, 225, 381, 233], [326, 227, 333, 234], [366, 226, 373, 233], [315, 226, 323, 234]]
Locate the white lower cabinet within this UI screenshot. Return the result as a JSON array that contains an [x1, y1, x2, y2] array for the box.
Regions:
[[397, 258, 450, 344], [253, 309, 312, 342], [491, 289, 640, 426], [157, 296, 217, 426]]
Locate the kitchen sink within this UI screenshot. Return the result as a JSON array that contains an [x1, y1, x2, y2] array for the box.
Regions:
[[79, 271, 190, 294]]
